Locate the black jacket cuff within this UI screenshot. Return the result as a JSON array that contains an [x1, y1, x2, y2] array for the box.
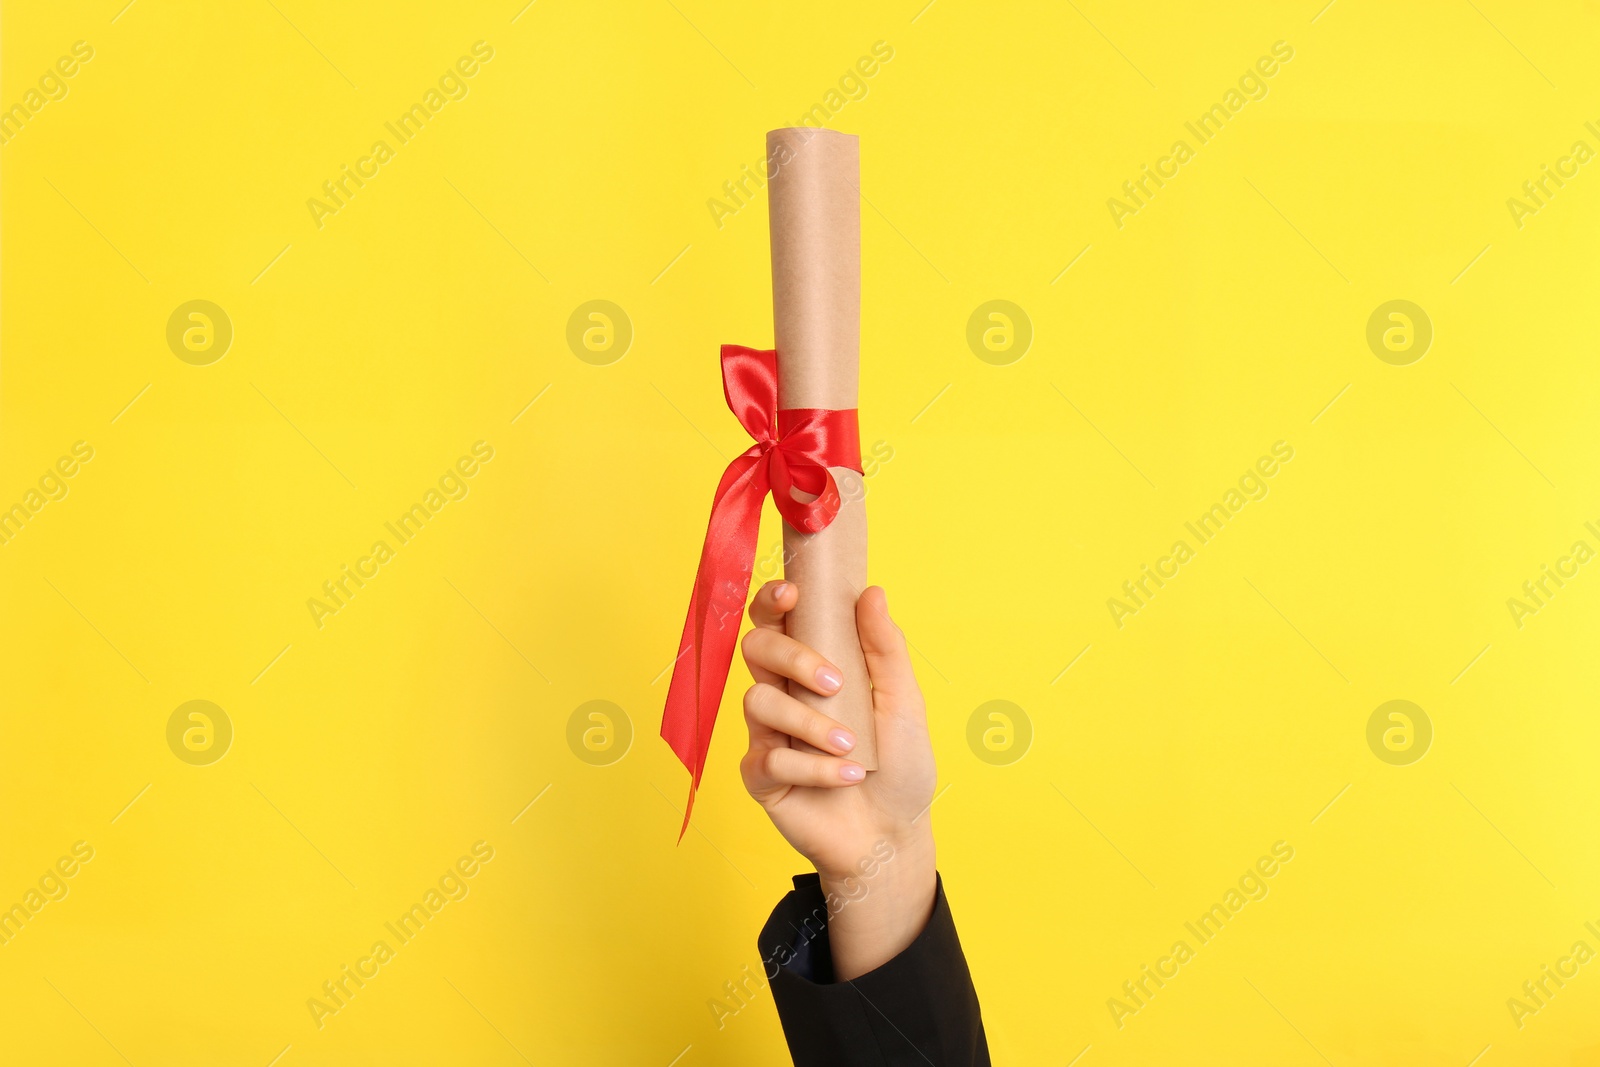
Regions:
[[757, 871, 989, 1066]]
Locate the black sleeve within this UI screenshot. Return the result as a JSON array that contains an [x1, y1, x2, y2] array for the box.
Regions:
[[757, 872, 989, 1066]]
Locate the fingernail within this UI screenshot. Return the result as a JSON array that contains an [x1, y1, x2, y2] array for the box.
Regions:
[[828, 728, 855, 752], [815, 665, 843, 692], [839, 764, 865, 782], [772, 582, 789, 599]]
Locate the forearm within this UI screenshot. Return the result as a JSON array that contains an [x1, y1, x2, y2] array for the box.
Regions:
[[817, 825, 937, 981]]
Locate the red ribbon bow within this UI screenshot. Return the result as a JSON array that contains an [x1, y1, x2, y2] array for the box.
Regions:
[[661, 344, 861, 836]]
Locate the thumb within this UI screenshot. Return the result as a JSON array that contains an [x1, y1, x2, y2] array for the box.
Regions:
[[856, 587, 919, 706]]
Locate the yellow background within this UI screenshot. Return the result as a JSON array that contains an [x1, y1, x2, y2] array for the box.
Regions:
[[4, 0, 1600, 1063]]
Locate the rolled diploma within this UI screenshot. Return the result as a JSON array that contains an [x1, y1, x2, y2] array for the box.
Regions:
[[767, 127, 876, 769]]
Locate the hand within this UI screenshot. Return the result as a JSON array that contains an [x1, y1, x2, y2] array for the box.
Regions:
[[739, 582, 938, 979]]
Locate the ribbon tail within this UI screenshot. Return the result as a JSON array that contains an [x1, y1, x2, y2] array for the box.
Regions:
[[679, 777, 697, 841], [661, 452, 768, 841]]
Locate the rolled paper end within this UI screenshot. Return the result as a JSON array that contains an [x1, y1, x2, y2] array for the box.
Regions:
[[768, 127, 861, 411]]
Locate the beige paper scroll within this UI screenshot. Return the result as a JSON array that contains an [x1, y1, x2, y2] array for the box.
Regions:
[[767, 127, 876, 769]]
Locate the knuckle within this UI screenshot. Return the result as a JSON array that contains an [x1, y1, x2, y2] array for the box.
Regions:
[[743, 682, 775, 717], [781, 640, 811, 672], [799, 710, 829, 741]]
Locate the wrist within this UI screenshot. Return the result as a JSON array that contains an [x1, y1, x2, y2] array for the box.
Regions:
[[815, 821, 935, 891], [815, 824, 937, 981]]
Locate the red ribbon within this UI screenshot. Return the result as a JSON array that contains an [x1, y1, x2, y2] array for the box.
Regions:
[[661, 344, 861, 837]]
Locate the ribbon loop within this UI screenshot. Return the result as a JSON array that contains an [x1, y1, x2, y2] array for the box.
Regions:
[[660, 345, 862, 836]]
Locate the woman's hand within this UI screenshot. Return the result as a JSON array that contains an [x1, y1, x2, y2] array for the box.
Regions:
[[739, 582, 938, 979]]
